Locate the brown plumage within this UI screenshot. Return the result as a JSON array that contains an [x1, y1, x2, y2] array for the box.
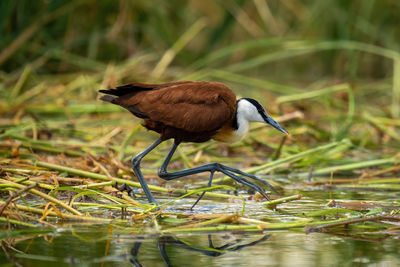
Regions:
[[99, 80, 287, 206], [100, 81, 237, 143]]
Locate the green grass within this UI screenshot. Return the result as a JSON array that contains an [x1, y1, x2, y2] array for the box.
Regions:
[[0, 0, 399, 241]]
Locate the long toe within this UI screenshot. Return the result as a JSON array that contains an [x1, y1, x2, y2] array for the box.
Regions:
[[221, 169, 270, 200], [221, 165, 278, 194]]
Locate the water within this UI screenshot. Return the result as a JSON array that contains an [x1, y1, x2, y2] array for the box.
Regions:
[[1, 226, 399, 266], [1, 189, 399, 266]]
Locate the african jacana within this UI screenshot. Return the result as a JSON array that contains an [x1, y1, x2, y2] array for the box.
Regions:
[[99, 81, 288, 207]]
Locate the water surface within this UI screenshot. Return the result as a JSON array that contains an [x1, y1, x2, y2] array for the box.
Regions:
[[1, 189, 399, 266]]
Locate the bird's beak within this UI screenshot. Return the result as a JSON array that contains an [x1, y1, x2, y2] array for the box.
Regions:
[[263, 112, 288, 134]]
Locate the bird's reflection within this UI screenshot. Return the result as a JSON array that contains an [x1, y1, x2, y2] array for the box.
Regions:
[[129, 233, 271, 267]]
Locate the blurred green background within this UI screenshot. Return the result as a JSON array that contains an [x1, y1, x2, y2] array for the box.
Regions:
[[2, 0, 399, 77], [1, 0, 399, 144]]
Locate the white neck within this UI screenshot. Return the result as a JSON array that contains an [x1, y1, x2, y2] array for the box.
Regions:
[[214, 99, 266, 143], [232, 99, 265, 140], [233, 111, 250, 140]]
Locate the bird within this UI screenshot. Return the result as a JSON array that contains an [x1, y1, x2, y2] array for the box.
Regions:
[[99, 81, 288, 208]]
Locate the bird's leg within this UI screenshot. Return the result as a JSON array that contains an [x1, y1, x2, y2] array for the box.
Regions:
[[131, 138, 163, 204], [157, 238, 172, 267], [190, 171, 214, 210], [158, 142, 274, 205], [158, 141, 216, 208], [130, 241, 143, 267]]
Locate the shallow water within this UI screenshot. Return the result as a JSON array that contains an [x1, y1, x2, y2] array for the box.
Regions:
[[1, 225, 399, 267], [1, 189, 399, 266]]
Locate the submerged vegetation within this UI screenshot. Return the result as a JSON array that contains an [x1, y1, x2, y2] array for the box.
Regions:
[[0, 0, 400, 265]]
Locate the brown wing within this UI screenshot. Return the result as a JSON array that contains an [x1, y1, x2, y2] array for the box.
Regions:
[[114, 81, 237, 133]]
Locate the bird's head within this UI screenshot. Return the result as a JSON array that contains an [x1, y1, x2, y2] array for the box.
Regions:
[[237, 98, 288, 134]]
